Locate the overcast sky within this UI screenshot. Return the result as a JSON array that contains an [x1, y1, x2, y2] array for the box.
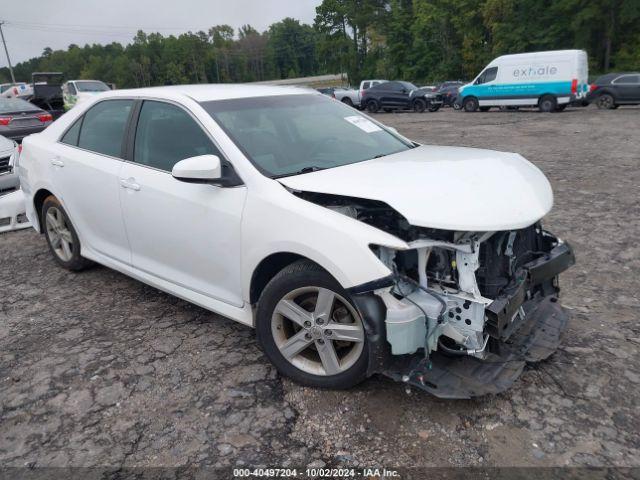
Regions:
[[1, 0, 322, 67]]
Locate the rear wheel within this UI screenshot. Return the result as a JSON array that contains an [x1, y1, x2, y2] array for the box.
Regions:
[[42, 196, 92, 271], [366, 100, 380, 113], [413, 98, 426, 113], [341, 97, 354, 107], [538, 95, 557, 113], [256, 260, 368, 389], [596, 93, 616, 109], [427, 103, 440, 112], [463, 97, 479, 112]]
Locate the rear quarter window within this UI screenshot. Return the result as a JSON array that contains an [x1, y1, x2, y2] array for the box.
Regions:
[[77, 100, 133, 158]]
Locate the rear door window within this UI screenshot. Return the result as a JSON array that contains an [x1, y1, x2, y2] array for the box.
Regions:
[[615, 75, 640, 84], [77, 100, 133, 158]]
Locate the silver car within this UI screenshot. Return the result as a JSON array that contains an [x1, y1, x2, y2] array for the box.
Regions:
[[0, 135, 18, 195]]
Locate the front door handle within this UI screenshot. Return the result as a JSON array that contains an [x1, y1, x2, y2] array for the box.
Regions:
[[120, 178, 141, 191], [51, 158, 64, 167]]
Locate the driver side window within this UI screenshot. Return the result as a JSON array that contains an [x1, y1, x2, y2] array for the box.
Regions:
[[476, 67, 498, 85], [133, 101, 220, 172]]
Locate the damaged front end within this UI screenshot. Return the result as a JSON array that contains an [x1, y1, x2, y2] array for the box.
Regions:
[[298, 191, 575, 398]]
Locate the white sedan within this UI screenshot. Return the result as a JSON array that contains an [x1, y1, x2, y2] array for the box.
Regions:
[[18, 85, 574, 397]]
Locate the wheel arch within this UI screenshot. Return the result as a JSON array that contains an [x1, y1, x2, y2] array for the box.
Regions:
[[32, 187, 55, 232], [249, 252, 331, 305]]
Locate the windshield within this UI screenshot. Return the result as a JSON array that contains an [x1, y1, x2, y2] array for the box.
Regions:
[[0, 97, 40, 114], [201, 94, 412, 177], [75, 81, 110, 92]]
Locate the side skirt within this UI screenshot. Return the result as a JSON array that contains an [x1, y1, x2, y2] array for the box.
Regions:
[[81, 247, 255, 327]]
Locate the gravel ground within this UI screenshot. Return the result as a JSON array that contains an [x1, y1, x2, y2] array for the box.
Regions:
[[1, 106, 639, 472]]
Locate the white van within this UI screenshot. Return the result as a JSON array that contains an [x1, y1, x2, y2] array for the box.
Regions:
[[458, 50, 589, 112]]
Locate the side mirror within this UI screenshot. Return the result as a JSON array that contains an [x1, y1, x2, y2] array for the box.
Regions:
[[172, 154, 222, 183]]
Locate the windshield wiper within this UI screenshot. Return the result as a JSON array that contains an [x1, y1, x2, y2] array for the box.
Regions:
[[273, 166, 326, 178]]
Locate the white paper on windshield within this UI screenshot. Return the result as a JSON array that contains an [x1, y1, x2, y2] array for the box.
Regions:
[[344, 115, 382, 133]]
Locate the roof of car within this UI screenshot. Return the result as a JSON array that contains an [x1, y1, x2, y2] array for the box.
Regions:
[[595, 72, 640, 83], [101, 84, 315, 102]]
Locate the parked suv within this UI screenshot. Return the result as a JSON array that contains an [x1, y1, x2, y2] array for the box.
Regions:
[[18, 85, 574, 398], [587, 73, 640, 109], [362, 81, 443, 113]]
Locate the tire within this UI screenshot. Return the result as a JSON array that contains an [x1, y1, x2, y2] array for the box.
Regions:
[[366, 100, 380, 113], [41, 195, 93, 271], [463, 97, 478, 112], [427, 103, 440, 112], [538, 95, 557, 113], [479, 106, 490, 112], [341, 97, 353, 107], [413, 98, 426, 113], [453, 101, 462, 110], [256, 260, 369, 389], [596, 93, 616, 109]]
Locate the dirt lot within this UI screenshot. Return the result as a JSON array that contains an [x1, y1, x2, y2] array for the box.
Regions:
[[1, 106, 639, 472]]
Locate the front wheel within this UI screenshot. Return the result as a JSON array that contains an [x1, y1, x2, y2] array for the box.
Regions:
[[256, 260, 368, 389], [463, 97, 479, 112], [427, 103, 440, 112], [42, 196, 93, 271]]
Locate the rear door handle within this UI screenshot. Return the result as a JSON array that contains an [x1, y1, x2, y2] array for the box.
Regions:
[[51, 158, 64, 167], [120, 178, 141, 191]]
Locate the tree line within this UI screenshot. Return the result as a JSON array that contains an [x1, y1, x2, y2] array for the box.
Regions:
[[2, 0, 638, 87]]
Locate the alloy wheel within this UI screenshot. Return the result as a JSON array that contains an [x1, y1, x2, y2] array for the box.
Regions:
[[271, 286, 365, 376], [45, 206, 74, 262]]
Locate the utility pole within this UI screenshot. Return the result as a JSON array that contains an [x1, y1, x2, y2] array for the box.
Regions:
[[0, 21, 17, 84]]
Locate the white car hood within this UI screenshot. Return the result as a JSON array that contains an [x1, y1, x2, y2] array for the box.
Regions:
[[279, 145, 553, 231]]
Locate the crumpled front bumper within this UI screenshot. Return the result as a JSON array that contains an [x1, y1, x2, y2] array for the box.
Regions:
[[378, 241, 575, 398], [384, 295, 569, 398]]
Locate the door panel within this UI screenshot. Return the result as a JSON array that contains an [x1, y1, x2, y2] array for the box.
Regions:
[[118, 163, 247, 306], [51, 145, 130, 262], [51, 100, 133, 262], [119, 99, 247, 307]]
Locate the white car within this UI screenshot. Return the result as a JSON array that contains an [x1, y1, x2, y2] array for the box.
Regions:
[[18, 85, 574, 398]]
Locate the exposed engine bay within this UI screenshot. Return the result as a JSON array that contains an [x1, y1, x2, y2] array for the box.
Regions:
[[296, 190, 575, 398]]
